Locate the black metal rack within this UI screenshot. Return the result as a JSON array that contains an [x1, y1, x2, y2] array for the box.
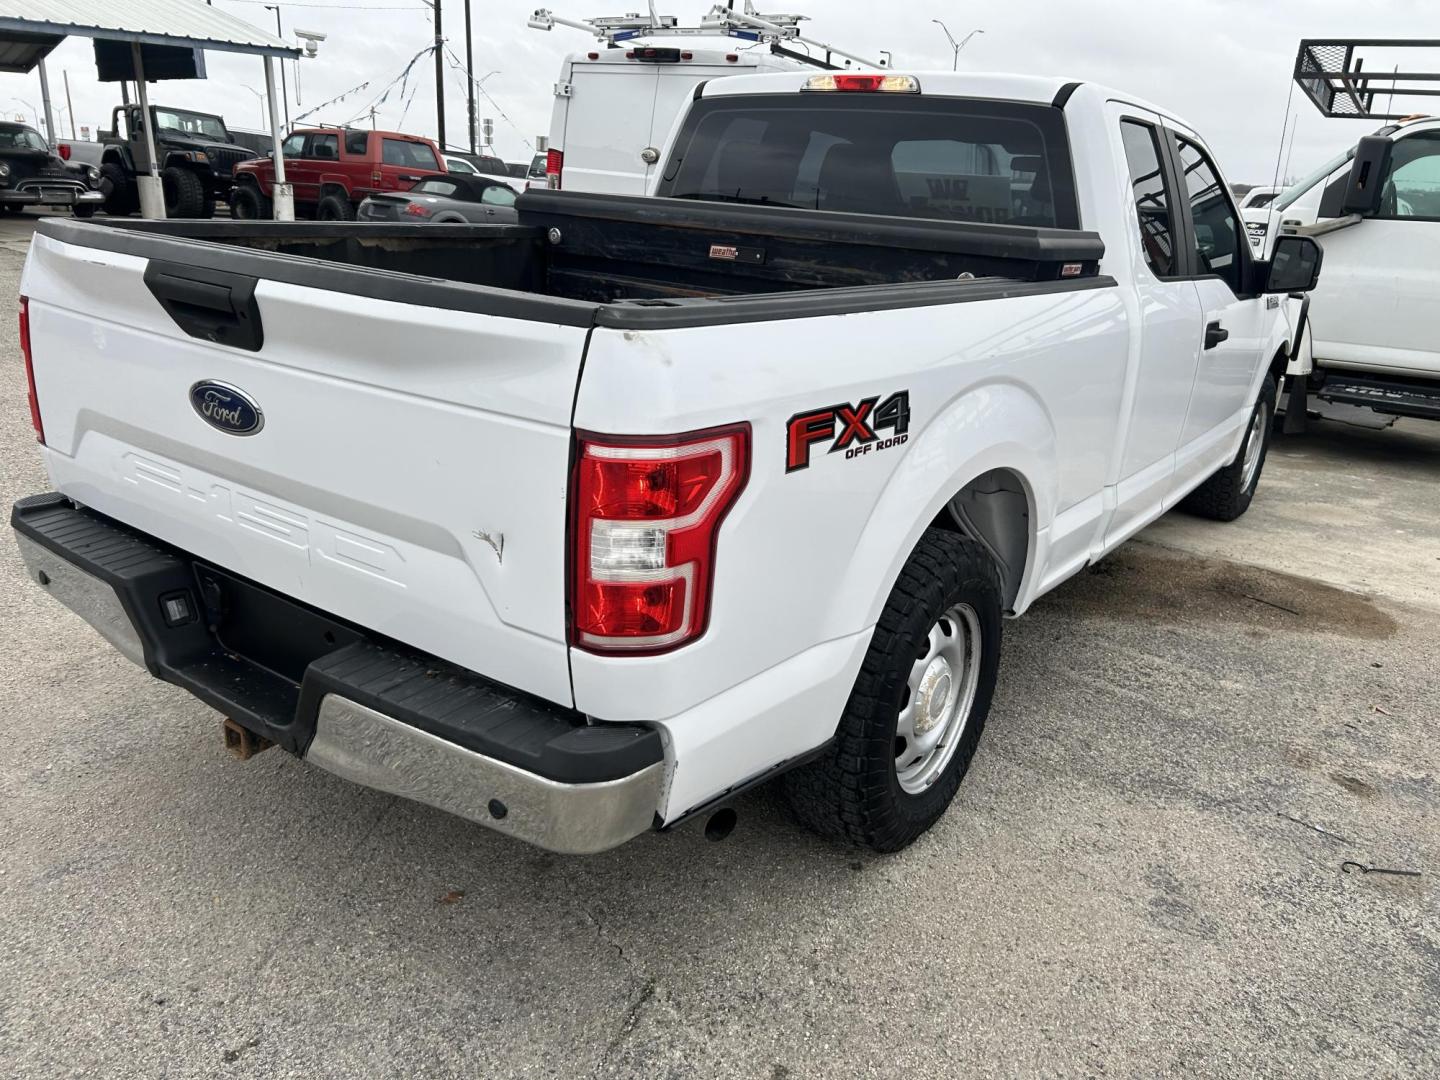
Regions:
[[1295, 38, 1440, 120]]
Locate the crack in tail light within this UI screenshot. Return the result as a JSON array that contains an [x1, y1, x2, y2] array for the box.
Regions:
[[20, 297, 43, 444], [570, 424, 749, 655]]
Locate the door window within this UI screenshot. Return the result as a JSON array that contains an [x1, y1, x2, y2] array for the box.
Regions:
[[1119, 120, 1178, 278], [310, 133, 338, 161], [480, 185, 517, 206], [1175, 136, 1242, 293], [1378, 133, 1440, 220], [382, 138, 440, 170], [281, 133, 306, 157], [345, 130, 369, 156]]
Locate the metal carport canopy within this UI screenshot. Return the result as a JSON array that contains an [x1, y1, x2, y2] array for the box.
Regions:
[[0, 0, 299, 59], [0, 0, 301, 219]]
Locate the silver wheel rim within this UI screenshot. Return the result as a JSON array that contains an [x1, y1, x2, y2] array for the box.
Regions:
[[895, 603, 982, 795], [1241, 400, 1268, 491]]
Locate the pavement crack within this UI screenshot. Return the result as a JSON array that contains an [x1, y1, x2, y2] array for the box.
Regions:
[[590, 977, 657, 1079]]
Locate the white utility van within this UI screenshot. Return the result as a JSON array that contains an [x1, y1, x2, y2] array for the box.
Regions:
[[528, 4, 885, 194]]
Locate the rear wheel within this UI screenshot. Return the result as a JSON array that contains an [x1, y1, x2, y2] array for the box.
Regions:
[[1180, 374, 1276, 522], [99, 162, 136, 216], [783, 529, 1003, 852], [162, 166, 207, 218], [316, 192, 355, 221], [229, 183, 272, 221]]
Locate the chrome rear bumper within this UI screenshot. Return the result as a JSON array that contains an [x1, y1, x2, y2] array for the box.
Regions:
[[12, 494, 664, 855], [309, 697, 663, 854]]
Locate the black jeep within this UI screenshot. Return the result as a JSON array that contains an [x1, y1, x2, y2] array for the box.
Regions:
[[0, 122, 104, 217], [98, 104, 258, 218]]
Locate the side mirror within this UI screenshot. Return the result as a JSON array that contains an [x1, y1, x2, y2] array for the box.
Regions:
[[1341, 136, 1392, 215], [1265, 235, 1323, 293]]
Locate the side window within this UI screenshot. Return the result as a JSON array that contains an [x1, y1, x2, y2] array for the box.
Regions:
[[1378, 133, 1440, 220], [1176, 136, 1243, 293], [345, 130, 369, 156], [311, 133, 338, 160], [382, 138, 438, 169], [1119, 120, 1178, 278], [281, 133, 306, 158], [481, 185, 516, 206]]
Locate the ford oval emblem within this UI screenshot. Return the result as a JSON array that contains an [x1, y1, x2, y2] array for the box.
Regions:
[[189, 381, 264, 436]]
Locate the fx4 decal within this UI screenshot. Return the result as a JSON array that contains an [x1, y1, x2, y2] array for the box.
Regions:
[[786, 391, 911, 473]]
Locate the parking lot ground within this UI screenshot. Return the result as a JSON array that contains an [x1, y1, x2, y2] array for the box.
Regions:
[[0, 221, 1436, 1079]]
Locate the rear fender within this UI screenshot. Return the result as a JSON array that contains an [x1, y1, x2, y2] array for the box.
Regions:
[[827, 381, 1056, 633]]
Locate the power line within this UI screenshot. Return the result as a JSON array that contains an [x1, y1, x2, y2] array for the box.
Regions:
[[442, 45, 533, 152]]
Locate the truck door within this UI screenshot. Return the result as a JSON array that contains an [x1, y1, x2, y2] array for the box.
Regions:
[[1306, 130, 1440, 377], [1168, 131, 1269, 493], [1103, 109, 1205, 546]]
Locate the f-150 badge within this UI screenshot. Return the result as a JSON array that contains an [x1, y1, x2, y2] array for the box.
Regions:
[[786, 391, 910, 473]]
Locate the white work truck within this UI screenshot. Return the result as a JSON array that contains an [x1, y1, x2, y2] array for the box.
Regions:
[[13, 72, 1321, 854], [1250, 116, 1440, 426]]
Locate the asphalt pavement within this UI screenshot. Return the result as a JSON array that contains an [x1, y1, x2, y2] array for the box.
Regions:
[[1, 212, 1436, 1079]]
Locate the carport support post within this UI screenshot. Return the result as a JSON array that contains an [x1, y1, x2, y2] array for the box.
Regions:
[[264, 57, 294, 221], [130, 43, 166, 219], [37, 59, 56, 144]]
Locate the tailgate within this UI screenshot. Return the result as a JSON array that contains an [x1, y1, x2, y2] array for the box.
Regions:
[[21, 228, 590, 706]]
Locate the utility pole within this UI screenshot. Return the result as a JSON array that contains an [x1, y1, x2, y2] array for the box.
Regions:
[[63, 70, 76, 138], [464, 0, 476, 153], [265, 6, 291, 129], [432, 0, 446, 149]]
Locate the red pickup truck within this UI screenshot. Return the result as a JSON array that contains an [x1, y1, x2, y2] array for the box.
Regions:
[[230, 127, 446, 220]]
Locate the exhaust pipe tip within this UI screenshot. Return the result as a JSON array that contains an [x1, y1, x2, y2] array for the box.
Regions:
[[703, 807, 737, 843]]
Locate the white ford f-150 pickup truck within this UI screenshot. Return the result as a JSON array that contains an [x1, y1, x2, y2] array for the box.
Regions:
[[13, 72, 1321, 854]]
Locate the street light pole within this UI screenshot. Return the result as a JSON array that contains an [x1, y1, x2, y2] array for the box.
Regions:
[[931, 20, 983, 71]]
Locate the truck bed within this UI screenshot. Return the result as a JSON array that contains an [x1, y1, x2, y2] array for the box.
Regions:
[[78, 190, 1107, 329]]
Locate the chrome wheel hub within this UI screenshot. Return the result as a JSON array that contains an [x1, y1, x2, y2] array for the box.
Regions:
[[895, 603, 982, 795], [1241, 402, 1268, 491]]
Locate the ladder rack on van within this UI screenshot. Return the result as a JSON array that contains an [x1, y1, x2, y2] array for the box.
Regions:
[[527, 2, 886, 70]]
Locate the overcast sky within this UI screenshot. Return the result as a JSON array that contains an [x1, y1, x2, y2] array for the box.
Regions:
[[3, 0, 1439, 185]]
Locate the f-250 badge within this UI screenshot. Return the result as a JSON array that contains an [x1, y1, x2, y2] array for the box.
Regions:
[[786, 391, 910, 473]]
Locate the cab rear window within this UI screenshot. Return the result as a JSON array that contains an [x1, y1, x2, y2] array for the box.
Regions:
[[382, 138, 440, 170], [656, 93, 1079, 229]]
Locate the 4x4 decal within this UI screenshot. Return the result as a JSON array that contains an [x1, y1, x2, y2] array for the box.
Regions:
[[786, 391, 911, 473]]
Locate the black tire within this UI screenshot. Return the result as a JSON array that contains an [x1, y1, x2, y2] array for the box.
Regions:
[[783, 529, 1003, 852], [72, 204, 97, 218], [1180, 374, 1277, 522], [0, 204, 23, 215], [230, 183, 272, 221], [316, 192, 356, 221], [99, 162, 136, 216], [162, 166, 207, 218]]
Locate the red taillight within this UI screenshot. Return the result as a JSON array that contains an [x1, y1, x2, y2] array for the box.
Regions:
[[57, 142, 71, 160], [20, 297, 43, 444], [403, 201, 431, 217], [570, 424, 749, 655], [545, 147, 564, 189]]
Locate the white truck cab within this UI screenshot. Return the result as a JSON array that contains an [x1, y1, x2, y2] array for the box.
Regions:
[[1258, 116, 1440, 425]]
